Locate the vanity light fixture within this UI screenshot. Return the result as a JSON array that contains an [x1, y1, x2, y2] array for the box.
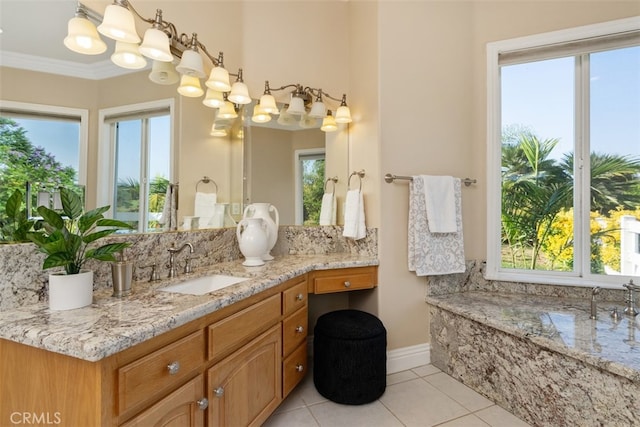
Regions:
[[255, 81, 352, 131], [65, 1, 249, 101]]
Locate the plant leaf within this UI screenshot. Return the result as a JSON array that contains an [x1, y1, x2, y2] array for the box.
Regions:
[[82, 229, 118, 244], [96, 218, 133, 229], [86, 242, 131, 261], [60, 188, 83, 220], [36, 206, 65, 230], [6, 189, 23, 221], [42, 253, 71, 270]]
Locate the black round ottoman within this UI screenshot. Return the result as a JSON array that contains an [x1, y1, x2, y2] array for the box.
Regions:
[[313, 309, 387, 405]]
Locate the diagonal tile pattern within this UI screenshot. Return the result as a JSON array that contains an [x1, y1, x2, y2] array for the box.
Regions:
[[264, 363, 532, 427]]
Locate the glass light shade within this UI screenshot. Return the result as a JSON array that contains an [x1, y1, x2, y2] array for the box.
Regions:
[[111, 41, 147, 69], [277, 107, 296, 126], [217, 101, 238, 119], [228, 82, 251, 105], [287, 96, 306, 116], [205, 67, 231, 92], [139, 28, 173, 62], [97, 3, 140, 43], [321, 112, 338, 132], [251, 104, 272, 124], [210, 124, 228, 137], [175, 49, 205, 78], [177, 75, 204, 97], [149, 60, 179, 85], [299, 113, 318, 129], [308, 100, 326, 119], [335, 105, 353, 124], [202, 89, 225, 108], [64, 16, 107, 55], [259, 94, 279, 114]]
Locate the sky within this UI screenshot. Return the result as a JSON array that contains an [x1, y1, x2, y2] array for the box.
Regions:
[[501, 45, 640, 160]]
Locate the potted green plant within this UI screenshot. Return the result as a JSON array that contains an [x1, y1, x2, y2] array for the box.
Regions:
[[0, 189, 35, 243], [28, 187, 132, 310]]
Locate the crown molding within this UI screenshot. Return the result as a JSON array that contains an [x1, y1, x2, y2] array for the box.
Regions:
[[0, 50, 147, 80]]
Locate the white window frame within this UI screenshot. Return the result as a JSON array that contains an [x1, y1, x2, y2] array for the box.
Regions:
[[486, 17, 640, 289], [0, 100, 88, 188], [294, 148, 325, 225], [97, 99, 175, 224]]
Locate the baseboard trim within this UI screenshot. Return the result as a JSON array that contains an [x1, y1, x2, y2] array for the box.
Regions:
[[386, 343, 431, 374], [307, 337, 431, 375]]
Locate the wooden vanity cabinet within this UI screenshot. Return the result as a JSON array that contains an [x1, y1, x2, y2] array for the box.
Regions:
[[308, 266, 378, 294]]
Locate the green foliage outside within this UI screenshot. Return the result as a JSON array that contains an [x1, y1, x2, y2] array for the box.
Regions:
[[501, 124, 640, 273], [302, 159, 325, 225], [115, 176, 169, 231], [0, 117, 76, 218]]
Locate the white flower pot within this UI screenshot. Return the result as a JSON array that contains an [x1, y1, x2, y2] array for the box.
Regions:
[[48, 270, 94, 311]]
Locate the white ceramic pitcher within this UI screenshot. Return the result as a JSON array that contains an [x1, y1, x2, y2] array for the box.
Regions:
[[243, 203, 279, 260], [236, 217, 269, 266]]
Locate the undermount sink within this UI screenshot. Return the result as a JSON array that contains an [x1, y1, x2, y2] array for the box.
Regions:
[[158, 274, 249, 295]]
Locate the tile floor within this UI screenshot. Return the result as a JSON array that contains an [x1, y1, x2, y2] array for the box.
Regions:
[[263, 363, 532, 427]]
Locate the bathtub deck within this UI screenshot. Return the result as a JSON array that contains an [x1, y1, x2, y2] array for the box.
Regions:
[[427, 291, 640, 426]]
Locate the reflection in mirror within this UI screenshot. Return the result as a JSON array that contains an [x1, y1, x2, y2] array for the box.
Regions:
[[243, 100, 349, 226]]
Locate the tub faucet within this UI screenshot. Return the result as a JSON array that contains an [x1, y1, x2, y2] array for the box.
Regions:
[[590, 286, 601, 320], [167, 243, 194, 278], [623, 280, 639, 317]]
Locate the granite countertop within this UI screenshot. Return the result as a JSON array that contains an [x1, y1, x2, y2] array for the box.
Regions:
[[0, 254, 378, 362], [427, 292, 640, 382]]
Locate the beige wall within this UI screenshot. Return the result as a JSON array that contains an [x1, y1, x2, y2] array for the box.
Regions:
[[375, 1, 639, 350]]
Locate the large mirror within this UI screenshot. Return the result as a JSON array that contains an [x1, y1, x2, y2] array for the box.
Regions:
[[0, 1, 350, 235]]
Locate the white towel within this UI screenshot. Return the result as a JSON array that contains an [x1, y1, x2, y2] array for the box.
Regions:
[[423, 175, 457, 233], [194, 192, 217, 218], [408, 176, 465, 276], [319, 192, 337, 226], [343, 189, 366, 240]]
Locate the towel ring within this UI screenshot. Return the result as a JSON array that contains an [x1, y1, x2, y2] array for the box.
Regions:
[[348, 170, 365, 191], [196, 176, 218, 193], [324, 177, 338, 193]]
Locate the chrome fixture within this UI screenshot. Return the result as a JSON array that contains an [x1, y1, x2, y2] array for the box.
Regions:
[[140, 262, 161, 282], [167, 242, 194, 278], [64, 1, 249, 103], [254, 81, 352, 132], [590, 286, 601, 320], [623, 279, 639, 317]]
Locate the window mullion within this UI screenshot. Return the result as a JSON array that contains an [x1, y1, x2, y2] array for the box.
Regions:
[[139, 119, 150, 232]]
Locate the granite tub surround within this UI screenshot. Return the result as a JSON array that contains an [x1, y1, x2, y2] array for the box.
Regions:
[[0, 253, 378, 362], [0, 225, 378, 311], [428, 293, 640, 426]]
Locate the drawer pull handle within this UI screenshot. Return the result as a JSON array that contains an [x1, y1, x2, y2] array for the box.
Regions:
[[197, 398, 209, 410], [295, 325, 304, 334], [296, 293, 304, 301], [214, 386, 225, 398], [167, 361, 181, 375], [295, 364, 304, 373], [344, 281, 351, 288]]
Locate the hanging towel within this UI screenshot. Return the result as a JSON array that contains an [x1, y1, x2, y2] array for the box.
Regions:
[[194, 192, 217, 218], [319, 192, 337, 226], [343, 189, 366, 240], [423, 175, 457, 233], [408, 176, 465, 276], [159, 184, 178, 231]]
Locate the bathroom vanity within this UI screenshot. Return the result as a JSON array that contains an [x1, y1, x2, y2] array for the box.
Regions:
[[0, 257, 378, 427]]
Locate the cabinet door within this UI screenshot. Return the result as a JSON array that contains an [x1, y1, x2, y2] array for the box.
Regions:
[[120, 375, 207, 427], [207, 325, 282, 427]]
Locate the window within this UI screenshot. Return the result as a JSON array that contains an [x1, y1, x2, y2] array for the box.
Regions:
[[0, 101, 87, 216], [98, 100, 174, 233], [294, 149, 325, 225], [487, 18, 640, 288]]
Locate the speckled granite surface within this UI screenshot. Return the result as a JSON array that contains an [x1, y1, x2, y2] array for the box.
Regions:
[[428, 292, 640, 426], [0, 254, 378, 362]]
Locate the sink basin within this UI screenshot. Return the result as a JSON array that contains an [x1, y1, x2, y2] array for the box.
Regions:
[[158, 274, 249, 295]]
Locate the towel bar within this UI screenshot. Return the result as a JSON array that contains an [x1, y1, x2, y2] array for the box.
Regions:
[[196, 176, 218, 193], [384, 173, 476, 187], [348, 170, 365, 191], [324, 177, 338, 193]]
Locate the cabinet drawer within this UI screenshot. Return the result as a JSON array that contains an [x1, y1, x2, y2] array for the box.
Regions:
[[310, 267, 378, 294], [282, 307, 308, 357], [282, 279, 307, 316], [283, 343, 307, 397], [118, 330, 205, 415], [208, 294, 281, 361]]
